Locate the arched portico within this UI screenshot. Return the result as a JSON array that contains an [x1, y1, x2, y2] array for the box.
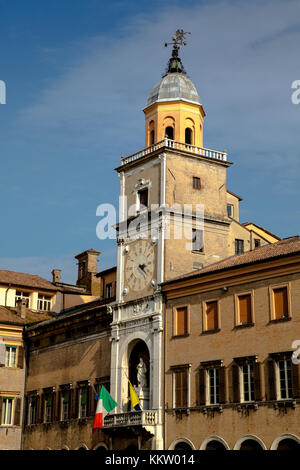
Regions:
[[233, 435, 266, 451], [200, 436, 229, 450], [169, 437, 196, 450], [271, 434, 300, 450]]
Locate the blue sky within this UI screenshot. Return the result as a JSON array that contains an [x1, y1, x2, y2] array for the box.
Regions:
[[0, 0, 300, 283]]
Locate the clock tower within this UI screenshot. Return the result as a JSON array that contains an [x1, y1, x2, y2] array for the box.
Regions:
[[107, 31, 233, 450]]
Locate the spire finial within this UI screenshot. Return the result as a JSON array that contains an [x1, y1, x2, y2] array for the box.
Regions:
[[163, 30, 191, 75]]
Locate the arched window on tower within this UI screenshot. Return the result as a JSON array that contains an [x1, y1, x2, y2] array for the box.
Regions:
[[150, 129, 155, 145], [185, 128, 192, 145], [165, 126, 174, 140], [149, 120, 155, 146]]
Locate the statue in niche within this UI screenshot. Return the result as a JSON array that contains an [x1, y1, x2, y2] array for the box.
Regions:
[[136, 357, 147, 388]]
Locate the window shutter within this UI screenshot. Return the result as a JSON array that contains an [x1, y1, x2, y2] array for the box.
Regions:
[[176, 307, 187, 336], [199, 368, 206, 405], [291, 363, 300, 399], [219, 367, 226, 404], [68, 389, 73, 419], [51, 392, 56, 421], [238, 295, 252, 324], [254, 362, 262, 401], [88, 386, 93, 416], [268, 361, 276, 400], [232, 364, 240, 403], [58, 391, 62, 421], [14, 397, 21, 425], [72, 388, 79, 419], [206, 301, 218, 331], [17, 347, 24, 369], [273, 287, 288, 319], [36, 395, 41, 423]]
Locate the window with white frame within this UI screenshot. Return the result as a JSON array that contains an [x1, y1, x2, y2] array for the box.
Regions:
[[227, 204, 234, 218], [1, 397, 13, 425], [37, 294, 52, 311], [207, 367, 219, 405], [5, 345, 17, 367], [15, 291, 30, 307], [277, 359, 292, 400], [241, 363, 255, 402]]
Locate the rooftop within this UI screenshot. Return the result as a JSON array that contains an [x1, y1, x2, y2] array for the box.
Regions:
[[0, 306, 54, 325], [162, 236, 300, 285], [0, 269, 58, 291]]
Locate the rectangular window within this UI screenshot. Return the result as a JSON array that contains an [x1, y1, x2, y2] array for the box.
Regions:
[[237, 294, 252, 325], [79, 388, 87, 418], [205, 301, 219, 331], [28, 396, 37, 425], [254, 239, 261, 248], [105, 283, 113, 299], [138, 189, 148, 210], [5, 346, 17, 367], [227, 204, 234, 218], [192, 229, 204, 252], [15, 291, 30, 307], [235, 239, 244, 255], [241, 363, 254, 402], [278, 359, 292, 399], [193, 176, 201, 190], [37, 294, 52, 311], [1, 398, 13, 425], [273, 287, 289, 319], [174, 369, 188, 408], [44, 393, 52, 423], [174, 306, 188, 336], [208, 368, 219, 405]]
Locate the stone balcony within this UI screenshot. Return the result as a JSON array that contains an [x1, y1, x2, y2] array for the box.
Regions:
[[120, 138, 227, 166], [103, 410, 157, 428]]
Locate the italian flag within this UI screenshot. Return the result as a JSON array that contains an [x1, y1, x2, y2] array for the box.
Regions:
[[92, 386, 117, 432]]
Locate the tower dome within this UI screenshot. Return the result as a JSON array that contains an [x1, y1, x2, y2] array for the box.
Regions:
[[146, 73, 201, 107]]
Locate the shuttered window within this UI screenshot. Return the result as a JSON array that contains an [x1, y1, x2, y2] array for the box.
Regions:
[[174, 369, 188, 408], [273, 287, 289, 319], [206, 301, 218, 331], [175, 307, 188, 336], [238, 294, 252, 324], [208, 368, 219, 405]]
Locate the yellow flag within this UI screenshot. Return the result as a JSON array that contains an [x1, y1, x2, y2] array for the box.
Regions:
[[129, 380, 141, 410]]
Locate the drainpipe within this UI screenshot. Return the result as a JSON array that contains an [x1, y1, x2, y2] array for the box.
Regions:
[[5, 283, 12, 306]]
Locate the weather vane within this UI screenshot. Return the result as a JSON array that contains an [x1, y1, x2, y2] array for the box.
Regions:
[[164, 30, 191, 51]]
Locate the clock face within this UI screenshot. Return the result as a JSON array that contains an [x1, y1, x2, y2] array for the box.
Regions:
[[125, 239, 155, 292]]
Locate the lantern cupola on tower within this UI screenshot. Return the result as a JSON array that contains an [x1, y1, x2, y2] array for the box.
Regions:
[[144, 30, 205, 148]]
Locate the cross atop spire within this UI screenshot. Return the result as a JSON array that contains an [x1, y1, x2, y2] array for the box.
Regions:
[[163, 30, 191, 76]]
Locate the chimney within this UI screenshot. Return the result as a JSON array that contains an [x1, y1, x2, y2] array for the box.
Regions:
[[52, 269, 62, 284], [17, 298, 27, 319], [74, 249, 101, 296]]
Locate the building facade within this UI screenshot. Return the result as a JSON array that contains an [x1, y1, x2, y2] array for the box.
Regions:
[[162, 237, 300, 451]]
